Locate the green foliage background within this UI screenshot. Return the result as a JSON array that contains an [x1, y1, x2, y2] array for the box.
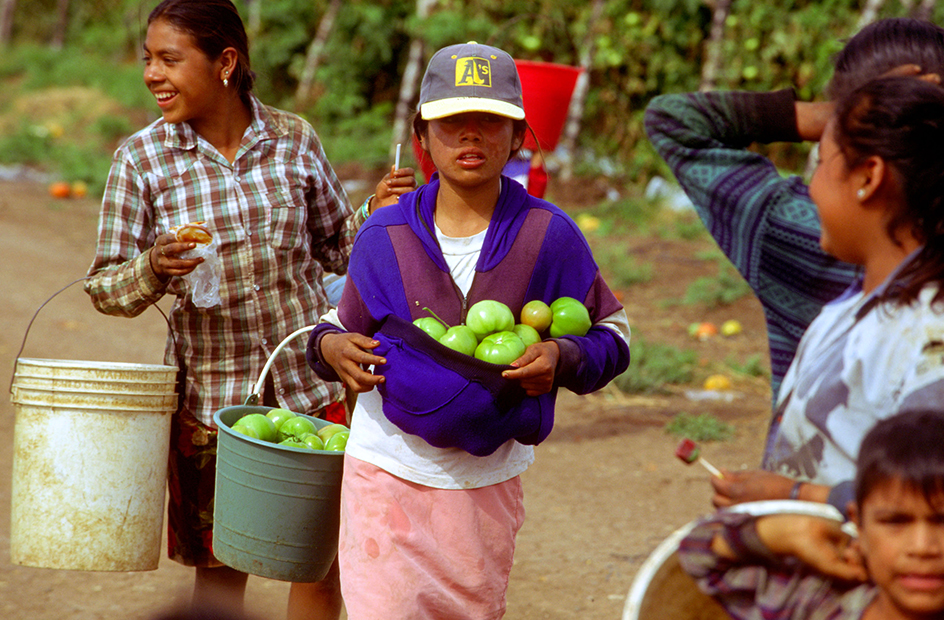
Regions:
[[3, 0, 943, 185]]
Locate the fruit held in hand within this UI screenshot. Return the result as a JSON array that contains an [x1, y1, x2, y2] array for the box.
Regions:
[[520, 300, 553, 332], [414, 317, 448, 340], [474, 330, 526, 365], [513, 323, 541, 347], [439, 325, 479, 356], [549, 297, 591, 338], [466, 300, 515, 340]]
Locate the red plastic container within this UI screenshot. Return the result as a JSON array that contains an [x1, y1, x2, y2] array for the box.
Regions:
[[515, 60, 583, 151]]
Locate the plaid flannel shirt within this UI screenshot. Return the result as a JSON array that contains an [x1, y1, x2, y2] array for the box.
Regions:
[[85, 94, 363, 425]]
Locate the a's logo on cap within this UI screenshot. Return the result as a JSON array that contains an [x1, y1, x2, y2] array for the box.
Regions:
[[455, 57, 491, 88]]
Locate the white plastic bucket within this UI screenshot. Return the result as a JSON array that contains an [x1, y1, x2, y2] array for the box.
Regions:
[[9, 357, 178, 571]]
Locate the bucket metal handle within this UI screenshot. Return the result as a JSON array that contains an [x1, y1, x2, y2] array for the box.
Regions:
[[10, 276, 176, 397], [244, 325, 317, 406]]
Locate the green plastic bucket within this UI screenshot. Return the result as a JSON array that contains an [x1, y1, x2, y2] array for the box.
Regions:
[[213, 404, 344, 582]]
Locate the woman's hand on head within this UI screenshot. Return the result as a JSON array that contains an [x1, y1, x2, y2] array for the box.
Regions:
[[881, 63, 942, 85], [501, 340, 560, 396], [373, 166, 417, 209], [149, 232, 203, 282], [320, 331, 386, 393]]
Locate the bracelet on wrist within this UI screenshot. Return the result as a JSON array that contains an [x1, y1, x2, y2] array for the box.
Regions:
[[789, 481, 804, 500], [360, 194, 374, 220]]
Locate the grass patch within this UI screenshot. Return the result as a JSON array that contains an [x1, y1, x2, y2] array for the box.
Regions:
[[665, 259, 753, 308], [725, 354, 769, 378], [665, 412, 734, 442], [590, 242, 654, 288], [613, 335, 697, 394]]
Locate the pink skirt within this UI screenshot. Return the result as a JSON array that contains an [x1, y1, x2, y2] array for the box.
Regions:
[[338, 455, 525, 620]]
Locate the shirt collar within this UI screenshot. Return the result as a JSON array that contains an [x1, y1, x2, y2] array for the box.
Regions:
[[854, 244, 925, 320], [162, 92, 287, 153]]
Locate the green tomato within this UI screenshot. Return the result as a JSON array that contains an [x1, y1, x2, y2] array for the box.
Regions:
[[438, 325, 478, 356], [232, 413, 278, 443], [278, 437, 308, 449], [265, 408, 297, 431], [520, 299, 552, 332], [549, 297, 592, 338], [277, 415, 318, 442], [231, 424, 260, 440], [317, 423, 349, 443], [474, 330, 526, 365], [513, 323, 542, 347], [465, 300, 515, 340], [301, 432, 326, 450], [325, 430, 350, 452], [413, 317, 447, 340]]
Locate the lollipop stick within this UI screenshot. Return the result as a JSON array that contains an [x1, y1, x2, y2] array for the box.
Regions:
[[698, 456, 723, 478], [394, 143, 401, 170]]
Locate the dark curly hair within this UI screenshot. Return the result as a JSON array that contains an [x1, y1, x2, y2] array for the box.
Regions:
[[828, 18, 944, 101], [855, 408, 944, 508]]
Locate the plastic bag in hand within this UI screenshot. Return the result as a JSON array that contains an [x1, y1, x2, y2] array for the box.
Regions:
[[180, 238, 221, 308]]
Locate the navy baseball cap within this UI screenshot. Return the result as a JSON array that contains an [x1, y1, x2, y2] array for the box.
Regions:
[[418, 42, 525, 121]]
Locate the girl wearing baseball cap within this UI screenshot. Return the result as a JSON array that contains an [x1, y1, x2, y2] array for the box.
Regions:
[[308, 42, 630, 619]]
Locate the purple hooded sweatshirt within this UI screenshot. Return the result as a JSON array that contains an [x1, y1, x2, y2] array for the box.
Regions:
[[308, 177, 629, 456]]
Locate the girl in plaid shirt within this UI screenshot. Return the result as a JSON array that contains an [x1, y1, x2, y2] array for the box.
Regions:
[[84, 0, 413, 617]]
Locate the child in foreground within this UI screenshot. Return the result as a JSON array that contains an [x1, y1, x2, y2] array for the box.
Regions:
[[307, 42, 630, 619], [679, 407, 944, 620]]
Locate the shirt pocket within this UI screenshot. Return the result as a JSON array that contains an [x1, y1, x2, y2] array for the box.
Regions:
[[265, 187, 308, 251]]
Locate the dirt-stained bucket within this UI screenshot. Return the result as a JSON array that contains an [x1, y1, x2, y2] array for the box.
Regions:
[[9, 357, 178, 571], [213, 405, 344, 583]]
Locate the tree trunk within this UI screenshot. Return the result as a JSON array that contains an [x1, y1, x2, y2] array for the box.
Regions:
[[246, 0, 262, 41], [51, 0, 69, 49], [804, 0, 887, 179], [914, 0, 936, 21], [389, 0, 437, 162], [294, 0, 342, 108], [699, 0, 732, 92], [559, 0, 605, 181], [855, 0, 885, 30], [0, 0, 15, 47]]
